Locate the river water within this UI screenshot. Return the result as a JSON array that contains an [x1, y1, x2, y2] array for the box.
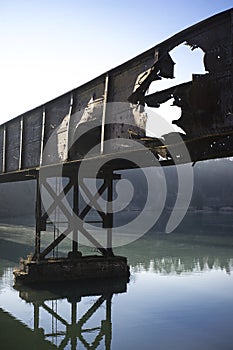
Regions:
[[1, 211, 233, 350]]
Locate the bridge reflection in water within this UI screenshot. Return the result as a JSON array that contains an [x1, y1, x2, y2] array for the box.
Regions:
[[14, 278, 128, 350], [1, 218, 233, 349]]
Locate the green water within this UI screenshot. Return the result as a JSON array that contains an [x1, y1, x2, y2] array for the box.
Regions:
[[1, 212, 233, 350]]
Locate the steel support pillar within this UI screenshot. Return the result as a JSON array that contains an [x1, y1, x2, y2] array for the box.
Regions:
[[34, 176, 42, 261], [72, 175, 79, 253], [33, 169, 120, 261], [105, 177, 114, 256]]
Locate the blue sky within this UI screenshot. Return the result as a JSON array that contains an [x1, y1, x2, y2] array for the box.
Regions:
[[0, 0, 232, 124]]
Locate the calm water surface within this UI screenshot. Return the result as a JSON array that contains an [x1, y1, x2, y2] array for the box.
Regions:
[[1, 212, 233, 350]]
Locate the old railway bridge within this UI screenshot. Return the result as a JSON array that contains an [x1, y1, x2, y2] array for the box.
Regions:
[[0, 9, 232, 283]]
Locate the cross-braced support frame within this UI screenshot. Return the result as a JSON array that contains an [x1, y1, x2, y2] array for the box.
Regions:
[[33, 170, 120, 261], [33, 293, 113, 350]]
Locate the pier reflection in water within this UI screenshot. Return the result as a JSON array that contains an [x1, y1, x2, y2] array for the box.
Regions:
[[14, 278, 128, 350]]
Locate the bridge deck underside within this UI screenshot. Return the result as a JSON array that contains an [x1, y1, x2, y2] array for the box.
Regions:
[[1, 132, 233, 184]]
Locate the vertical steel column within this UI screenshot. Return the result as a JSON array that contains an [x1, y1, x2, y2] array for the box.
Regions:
[[34, 302, 40, 331], [71, 302, 77, 350], [105, 175, 114, 256], [39, 106, 46, 166], [35, 176, 42, 260], [105, 295, 112, 350], [2, 125, 6, 173], [73, 174, 79, 252], [18, 116, 23, 170], [100, 74, 109, 155], [65, 92, 73, 161]]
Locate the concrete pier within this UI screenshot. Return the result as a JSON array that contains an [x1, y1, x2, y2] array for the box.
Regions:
[[13, 255, 130, 284]]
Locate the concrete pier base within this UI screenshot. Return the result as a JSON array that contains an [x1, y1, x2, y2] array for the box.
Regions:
[[13, 255, 130, 285]]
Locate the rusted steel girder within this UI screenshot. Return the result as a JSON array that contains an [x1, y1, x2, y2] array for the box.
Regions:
[[0, 9, 233, 181]]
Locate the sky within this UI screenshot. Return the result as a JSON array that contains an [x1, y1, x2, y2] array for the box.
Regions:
[[0, 0, 232, 125]]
